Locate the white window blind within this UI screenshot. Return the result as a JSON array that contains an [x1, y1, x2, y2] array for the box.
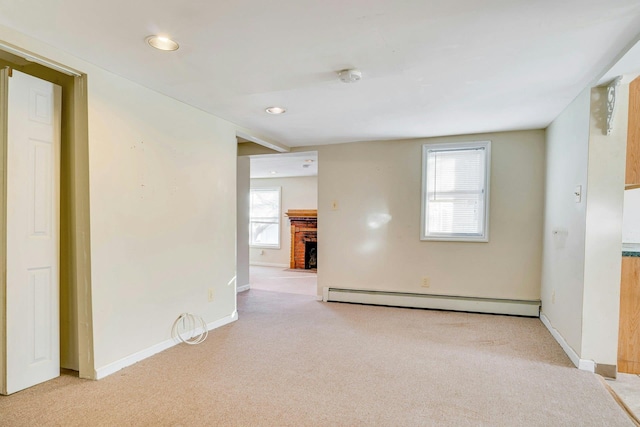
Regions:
[[421, 141, 490, 241], [250, 188, 281, 247]]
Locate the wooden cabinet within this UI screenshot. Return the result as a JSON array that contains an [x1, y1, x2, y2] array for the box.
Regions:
[[626, 76, 640, 187], [618, 256, 640, 373], [619, 77, 640, 372]]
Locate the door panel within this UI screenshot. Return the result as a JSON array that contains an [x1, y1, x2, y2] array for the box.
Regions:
[[29, 267, 53, 363], [5, 70, 61, 394], [30, 140, 53, 237]]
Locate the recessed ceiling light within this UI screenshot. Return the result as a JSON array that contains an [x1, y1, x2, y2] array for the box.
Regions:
[[146, 35, 179, 51], [265, 106, 286, 115], [270, 171, 277, 174]]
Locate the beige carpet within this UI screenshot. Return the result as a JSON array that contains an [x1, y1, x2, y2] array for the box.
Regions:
[[249, 265, 317, 296], [0, 288, 634, 426]]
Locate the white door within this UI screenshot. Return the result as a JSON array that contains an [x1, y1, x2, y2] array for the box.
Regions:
[[5, 70, 61, 394]]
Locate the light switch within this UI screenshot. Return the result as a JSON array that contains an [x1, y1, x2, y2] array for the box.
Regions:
[[574, 185, 582, 203], [331, 200, 339, 210]]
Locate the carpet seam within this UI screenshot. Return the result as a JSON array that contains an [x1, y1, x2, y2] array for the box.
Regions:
[[598, 374, 640, 427]]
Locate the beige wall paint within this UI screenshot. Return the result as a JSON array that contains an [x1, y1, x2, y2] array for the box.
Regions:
[[237, 142, 280, 156], [250, 176, 318, 267], [0, 25, 239, 374], [312, 130, 545, 300], [87, 66, 238, 370], [237, 157, 250, 289], [541, 88, 590, 355]]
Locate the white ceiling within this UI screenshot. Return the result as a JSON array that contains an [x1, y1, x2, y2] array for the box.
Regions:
[[1, 1, 640, 148], [250, 152, 318, 179], [599, 39, 640, 85]]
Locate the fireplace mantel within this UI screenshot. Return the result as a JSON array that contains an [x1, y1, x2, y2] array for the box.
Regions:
[[285, 210, 317, 270], [285, 209, 317, 219]]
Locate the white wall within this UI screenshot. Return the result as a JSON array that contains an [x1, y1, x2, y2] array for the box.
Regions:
[[541, 84, 628, 368], [313, 130, 545, 300], [250, 176, 318, 267], [88, 75, 238, 371], [582, 86, 627, 366], [622, 188, 640, 242], [0, 24, 240, 376], [541, 88, 591, 356]]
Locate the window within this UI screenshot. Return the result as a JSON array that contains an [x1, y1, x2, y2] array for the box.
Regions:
[[421, 141, 491, 242], [250, 187, 281, 248]]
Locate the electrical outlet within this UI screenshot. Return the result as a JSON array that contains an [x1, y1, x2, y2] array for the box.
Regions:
[[208, 288, 215, 302], [421, 277, 430, 288]]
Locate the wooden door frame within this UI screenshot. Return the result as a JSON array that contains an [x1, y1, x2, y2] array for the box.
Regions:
[[68, 72, 95, 380], [0, 66, 8, 394]]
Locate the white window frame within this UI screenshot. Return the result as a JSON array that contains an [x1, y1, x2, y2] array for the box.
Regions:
[[420, 140, 491, 242], [249, 187, 281, 249]]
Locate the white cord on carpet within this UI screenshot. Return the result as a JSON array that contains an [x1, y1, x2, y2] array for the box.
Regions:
[[172, 313, 208, 345]]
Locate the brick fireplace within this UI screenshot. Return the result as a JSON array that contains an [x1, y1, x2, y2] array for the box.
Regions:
[[285, 209, 317, 270]]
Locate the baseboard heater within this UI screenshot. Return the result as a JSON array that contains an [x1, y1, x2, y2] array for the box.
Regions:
[[323, 288, 540, 317]]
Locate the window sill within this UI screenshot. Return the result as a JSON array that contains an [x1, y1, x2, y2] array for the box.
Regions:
[[250, 245, 281, 250], [421, 236, 489, 243]]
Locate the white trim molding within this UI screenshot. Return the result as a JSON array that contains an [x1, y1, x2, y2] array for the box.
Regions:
[[237, 284, 250, 293], [540, 312, 595, 372], [0, 41, 82, 76], [323, 288, 540, 317], [95, 311, 238, 379]]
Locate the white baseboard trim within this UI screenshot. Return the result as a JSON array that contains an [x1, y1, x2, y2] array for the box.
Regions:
[[237, 284, 250, 293], [95, 311, 238, 380], [323, 287, 540, 317], [250, 262, 288, 268], [540, 312, 595, 372]]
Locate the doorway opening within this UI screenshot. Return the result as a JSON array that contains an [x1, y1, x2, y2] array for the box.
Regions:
[[236, 137, 318, 297], [0, 47, 93, 393]]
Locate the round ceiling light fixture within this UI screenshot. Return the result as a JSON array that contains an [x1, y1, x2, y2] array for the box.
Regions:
[[338, 68, 362, 83], [146, 35, 179, 51], [265, 106, 286, 115]]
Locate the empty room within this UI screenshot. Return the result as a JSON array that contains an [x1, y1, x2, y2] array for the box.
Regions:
[[2, 1, 640, 425]]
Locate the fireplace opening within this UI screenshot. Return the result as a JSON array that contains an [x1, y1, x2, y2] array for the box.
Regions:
[[305, 242, 317, 269], [286, 210, 317, 270]]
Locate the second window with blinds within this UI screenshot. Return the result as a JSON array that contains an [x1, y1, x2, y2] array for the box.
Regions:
[[421, 141, 491, 242]]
